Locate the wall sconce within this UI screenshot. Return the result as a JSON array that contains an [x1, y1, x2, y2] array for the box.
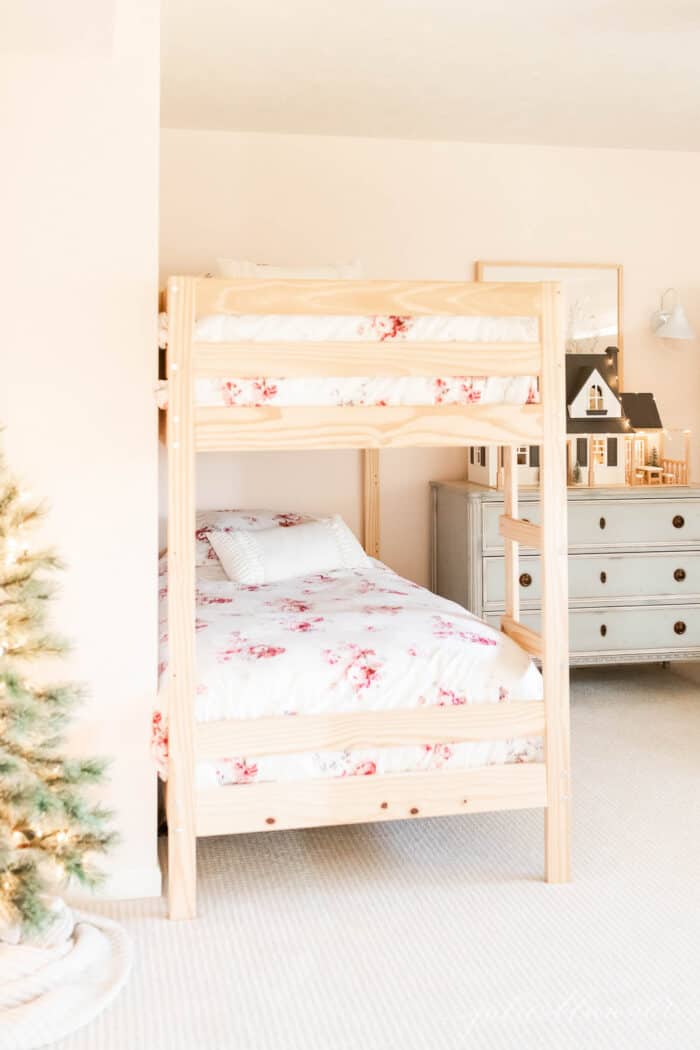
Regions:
[[651, 288, 696, 340]]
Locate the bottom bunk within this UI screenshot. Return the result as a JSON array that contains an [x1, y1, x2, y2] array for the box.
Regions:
[[156, 510, 548, 836]]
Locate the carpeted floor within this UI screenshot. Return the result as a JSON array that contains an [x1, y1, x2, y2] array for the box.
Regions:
[[53, 667, 700, 1050]]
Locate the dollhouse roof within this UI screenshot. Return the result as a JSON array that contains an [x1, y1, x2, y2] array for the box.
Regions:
[[564, 347, 663, 435], [619, 393, 663, 430], [566, 348, 627, 435]]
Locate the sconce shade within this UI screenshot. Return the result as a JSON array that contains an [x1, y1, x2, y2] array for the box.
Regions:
[[655, 302, 696, 340]]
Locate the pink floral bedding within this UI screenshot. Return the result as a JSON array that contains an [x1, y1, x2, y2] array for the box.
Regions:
[[154, 541, 543, 788], [157, 312, 539, 408]]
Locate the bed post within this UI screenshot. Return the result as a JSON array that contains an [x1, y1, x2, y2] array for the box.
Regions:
[[362, 449, 380, 557], [166, 275, 197, 918], [539, 282, 571, 882]]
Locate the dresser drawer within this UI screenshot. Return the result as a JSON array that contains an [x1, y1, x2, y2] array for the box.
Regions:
[[486, 604, 700, 656], [482, 497, 700, 554], [483, 551, 700, 608]]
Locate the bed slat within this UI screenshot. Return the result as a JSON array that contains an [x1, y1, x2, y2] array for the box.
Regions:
[[194, 701, 546, 760], [195, 763, 547, 837], [195, 278, 543, 318], [194, 403, 544, 451], [192, 340, 542, 378]]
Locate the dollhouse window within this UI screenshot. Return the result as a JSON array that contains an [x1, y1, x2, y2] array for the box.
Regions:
[[588, 385, 604, 412], [517, 446, 528, 465], [592, 438, 606, 465]]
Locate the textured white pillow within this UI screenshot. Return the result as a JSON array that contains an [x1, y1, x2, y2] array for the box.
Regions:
[[208, 515, 370, 585], [215, 259, 364, 280], [194, 509, 319, 566]]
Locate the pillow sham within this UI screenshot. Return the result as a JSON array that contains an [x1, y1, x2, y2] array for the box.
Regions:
[[195, 509, 318, 566], [215, 259, 364, 280], [208, 515, 370, 585]]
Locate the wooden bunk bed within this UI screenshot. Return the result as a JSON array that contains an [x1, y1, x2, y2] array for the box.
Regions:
[[163, 276, 570, 920]]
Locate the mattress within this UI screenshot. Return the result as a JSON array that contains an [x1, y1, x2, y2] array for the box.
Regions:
[[154, 556, 544, 788], [157, 312, 539, 408]]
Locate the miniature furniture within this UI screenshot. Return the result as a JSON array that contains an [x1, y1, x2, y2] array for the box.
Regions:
[[431, 480, 700, 666], [162, 275, 570, 919]]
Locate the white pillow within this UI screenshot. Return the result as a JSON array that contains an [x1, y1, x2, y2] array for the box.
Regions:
[[215, 259, 364, 280], [208, 515, 370, 585], [194, 509, 319, 566]]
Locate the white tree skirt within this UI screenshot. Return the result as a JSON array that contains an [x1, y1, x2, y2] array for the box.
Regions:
[[0, 900, 131, 1050]]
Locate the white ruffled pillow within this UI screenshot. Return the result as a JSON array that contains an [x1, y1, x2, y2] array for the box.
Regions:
[[208, 515, 370, 585], [215, 259, 364, 280]]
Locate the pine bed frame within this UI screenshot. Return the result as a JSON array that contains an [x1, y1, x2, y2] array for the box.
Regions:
[[164, 276, 570, 920]]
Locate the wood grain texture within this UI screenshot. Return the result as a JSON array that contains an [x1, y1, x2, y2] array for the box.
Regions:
[[362, 449, 380, 557], [500, 615, 544, 659], [161, 273, 571, 909], [194, 404, 545, 452], [539, 283, 572, 883], [192, 340, 542, 378], [195, 763, 547, 837], [194, 701, 546, 760], [499, 514, 543, 550], [166, 276, 198, 920], [195, 277, 543, 318]]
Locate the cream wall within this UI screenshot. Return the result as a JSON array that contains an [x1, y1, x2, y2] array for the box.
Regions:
[[160, 129, 700, 586], [1, 2, 161, 898]]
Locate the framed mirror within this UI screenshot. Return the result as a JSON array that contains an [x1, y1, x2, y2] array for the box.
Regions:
[[475, 261, 624, 387]]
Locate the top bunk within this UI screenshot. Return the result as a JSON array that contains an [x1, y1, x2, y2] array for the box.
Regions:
[[162, 276, 563, 453]]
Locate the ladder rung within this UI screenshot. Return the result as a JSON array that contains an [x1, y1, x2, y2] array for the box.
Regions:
[[499, 514, 542, 550], [501, 615, 543, 659]]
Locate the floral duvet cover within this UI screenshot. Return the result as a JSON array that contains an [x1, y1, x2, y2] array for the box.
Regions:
[[154, 556, 543, 788], [157, 312, 539, 408]]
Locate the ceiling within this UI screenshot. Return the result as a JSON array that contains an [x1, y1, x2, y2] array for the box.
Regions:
[[161, 0, 700, 150]]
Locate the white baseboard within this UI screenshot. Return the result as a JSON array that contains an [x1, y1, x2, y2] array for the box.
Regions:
[[68, 863, 162, 905]]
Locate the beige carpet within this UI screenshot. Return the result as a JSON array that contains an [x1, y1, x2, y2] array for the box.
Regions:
[[53, 667, 700, 1050]]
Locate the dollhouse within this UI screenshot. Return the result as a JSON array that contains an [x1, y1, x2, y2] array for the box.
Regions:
[[466, 347, 690, 489]]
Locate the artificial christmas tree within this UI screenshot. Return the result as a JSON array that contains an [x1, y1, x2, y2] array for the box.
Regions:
[[0, 449, 115, 937], [0, 447, 130, 1050]]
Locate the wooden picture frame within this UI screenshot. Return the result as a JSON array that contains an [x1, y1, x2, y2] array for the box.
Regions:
[[476, 261, 624, 389]]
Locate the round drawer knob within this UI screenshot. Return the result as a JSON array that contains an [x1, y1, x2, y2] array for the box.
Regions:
[[600, 624, 607, 637], [599, 516, 606, 530], [519, 572, 533, 588], [673, 515, 685, 529], [600, 571, 607, 584], [674, 621, 687, 635], [674, 568, 687, 582]]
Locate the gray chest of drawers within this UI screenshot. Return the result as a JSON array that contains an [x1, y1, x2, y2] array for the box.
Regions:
[[430, 481, 700, 665]]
